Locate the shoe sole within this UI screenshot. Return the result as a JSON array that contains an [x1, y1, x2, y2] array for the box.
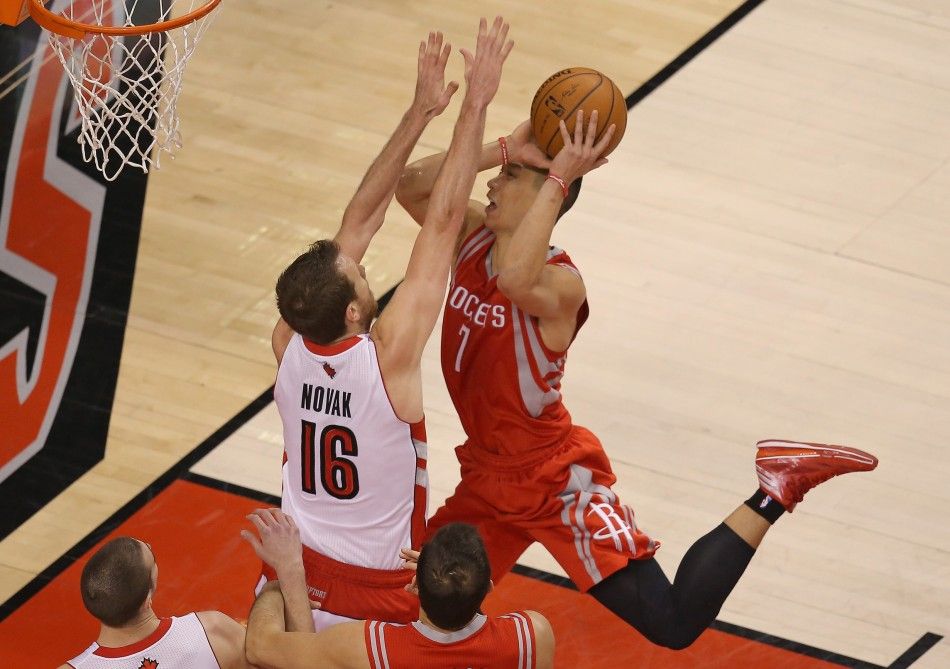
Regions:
[[755, 439, 878, 470]]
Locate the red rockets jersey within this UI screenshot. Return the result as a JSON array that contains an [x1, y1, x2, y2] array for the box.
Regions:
[[441, 226, 589, 457], [364, 612, 537, 669]]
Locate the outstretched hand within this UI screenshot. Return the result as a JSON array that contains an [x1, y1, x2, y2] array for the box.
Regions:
[[460, 16, 514, 108], [550, 109, 614, 184], [240, 508, 304, 578], [413, 31, 459, 120]]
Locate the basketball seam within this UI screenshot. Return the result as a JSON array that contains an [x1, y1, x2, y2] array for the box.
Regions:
[[593, 80, 615, 145], [530, 68, 599, 119], [532, 72, 598, 122]]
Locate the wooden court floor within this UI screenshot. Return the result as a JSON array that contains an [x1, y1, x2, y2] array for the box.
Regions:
[[1, 0, 949, 667]]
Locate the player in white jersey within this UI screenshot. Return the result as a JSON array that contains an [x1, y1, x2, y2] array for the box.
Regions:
[[60, 536, 251, 669], [259, 18, 513, 631]]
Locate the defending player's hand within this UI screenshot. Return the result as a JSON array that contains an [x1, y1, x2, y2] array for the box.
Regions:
[[551, 109, 615, 184], [399, 547, 420, 571], [460, 16, 514, 108], [240, 508, 305, 579], [507, 120, 551, 169], [399, 547, 421, 596], [412, 31, 459, 120]]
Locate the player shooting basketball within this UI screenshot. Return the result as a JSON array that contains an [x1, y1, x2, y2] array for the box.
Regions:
[[395, 98, 879, 648], [259, 16, 515, 632]]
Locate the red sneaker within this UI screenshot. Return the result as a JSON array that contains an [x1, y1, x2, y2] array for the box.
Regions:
[[755, 439, 878, 512]]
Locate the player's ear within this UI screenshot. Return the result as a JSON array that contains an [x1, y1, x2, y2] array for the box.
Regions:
[[345, 299, 361, 325], [487, 580, 494, 594]]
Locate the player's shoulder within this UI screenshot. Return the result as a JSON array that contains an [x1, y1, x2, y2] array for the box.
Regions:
[[524, 610, 553, 635], [464, 199, 487, 233], [196, 610, 244, 641], [524, 610, 555, 667], [545, 244, 582, 272], [455, 202, 489, 257], [196, 611, 249, 669]]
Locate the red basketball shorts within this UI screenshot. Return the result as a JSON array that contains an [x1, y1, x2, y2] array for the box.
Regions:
[[427, 425, 659, 592], [260, 544, 418, 623]]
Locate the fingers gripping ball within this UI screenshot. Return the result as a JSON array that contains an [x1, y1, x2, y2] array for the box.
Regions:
[[531, 67, 627, 159]]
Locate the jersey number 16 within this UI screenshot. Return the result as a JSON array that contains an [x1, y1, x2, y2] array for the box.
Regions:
[[301, 421, 359, 499]]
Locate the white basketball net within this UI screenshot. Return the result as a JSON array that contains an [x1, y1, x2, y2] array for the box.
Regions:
[[45, 0, 219, 181]]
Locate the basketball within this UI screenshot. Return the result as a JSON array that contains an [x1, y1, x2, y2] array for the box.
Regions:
[[530, 67, 627, 159]]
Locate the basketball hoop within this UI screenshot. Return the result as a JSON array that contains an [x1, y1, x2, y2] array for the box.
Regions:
[[27, 0, 222, 180]]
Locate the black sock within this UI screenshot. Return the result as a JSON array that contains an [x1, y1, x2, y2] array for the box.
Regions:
[[744, 489, 785, 524]]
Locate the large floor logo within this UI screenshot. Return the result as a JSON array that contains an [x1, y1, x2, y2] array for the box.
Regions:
[[0, 1, 151, 539], [0, 3, 107, 483]]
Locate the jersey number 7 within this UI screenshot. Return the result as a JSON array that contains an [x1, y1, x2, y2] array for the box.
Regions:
[[301, 421, 360, 499]]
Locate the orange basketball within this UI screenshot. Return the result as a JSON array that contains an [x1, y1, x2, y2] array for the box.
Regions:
[[530, 67, 627, 159]]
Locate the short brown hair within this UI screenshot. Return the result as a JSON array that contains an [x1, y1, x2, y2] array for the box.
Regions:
[[80, 537, 152, 627], [275, 240, 356, 345], [417, 523, 491, 630]]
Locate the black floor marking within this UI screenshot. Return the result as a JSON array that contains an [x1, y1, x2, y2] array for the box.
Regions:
[[708, 620, 883, 669], [887, 633, 943, 669], [183, 470, 280, 507], [3, 1, 943, 667], [0, 385, 276, 622], [624, 0, 768, 109]]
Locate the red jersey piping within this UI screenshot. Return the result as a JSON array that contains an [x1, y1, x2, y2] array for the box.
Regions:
[[302, 335, 362, 356]]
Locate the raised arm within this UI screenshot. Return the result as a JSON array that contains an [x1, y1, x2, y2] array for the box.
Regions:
[[495, 111, 614, 321], [272, 33, 458, 363], [241, 509, 314, 633], [333, 31, 459, 263], [396, 120, 551, 233], [245, 583, 369, 669], [371, 17, 513, 422]]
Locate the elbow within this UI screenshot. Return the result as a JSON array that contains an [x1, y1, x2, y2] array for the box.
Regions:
[[244, 633, 261, 666], [396, 167, 420, 205], [423, 201, 466, 233], [496, 271, 535, 302], [245, 630, 273, 668]]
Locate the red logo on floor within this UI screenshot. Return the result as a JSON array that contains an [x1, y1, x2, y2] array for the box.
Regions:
[[0, 0, 105, 483]]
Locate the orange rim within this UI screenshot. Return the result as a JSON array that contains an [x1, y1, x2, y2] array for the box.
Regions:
[[29, 0, 222, 39]]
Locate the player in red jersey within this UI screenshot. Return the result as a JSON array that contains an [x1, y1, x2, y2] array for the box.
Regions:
[[265, 17, 513, 628], [244, 509, 554, 669], [395, 111, 879, 648], [60, 537, 252, 669]]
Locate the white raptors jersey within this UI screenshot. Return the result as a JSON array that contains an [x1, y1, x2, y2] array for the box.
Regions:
[[66, 615, 218, 668], [275, 333, 428, 570]]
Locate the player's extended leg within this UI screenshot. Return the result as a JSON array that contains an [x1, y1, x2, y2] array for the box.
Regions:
[[589, 440, 878, 649]]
